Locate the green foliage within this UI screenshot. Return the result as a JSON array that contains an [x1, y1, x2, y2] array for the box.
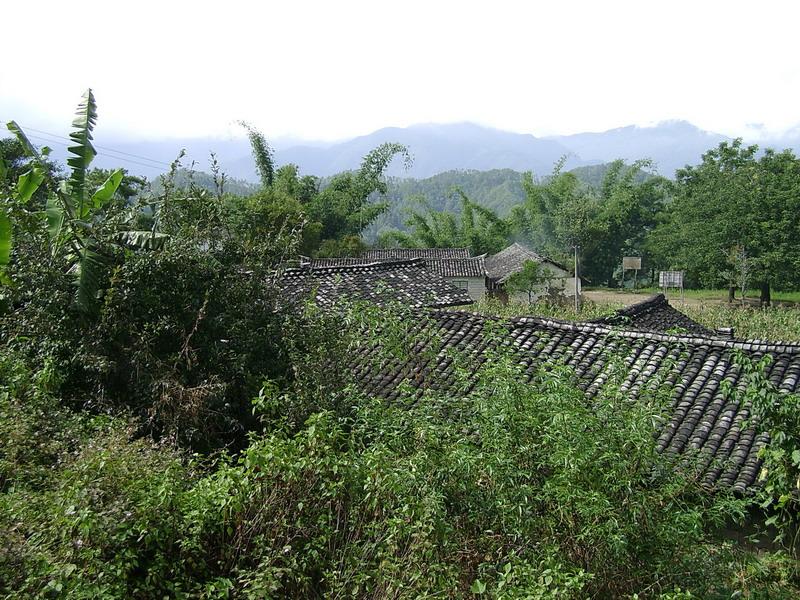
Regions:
[[309, 142, 410, 246], [5, 91, 136, 313], [649, 140, 800, 300], [511, 158, 667, 286], [148, 167, 260, 197], [379, 187, 510, 254], [0, 124, 50, 284], [240, 121, 275, 188], [682, 304, 800, 342], [504, 259, 553, 304], [4, 310, 796, 597], [4, 87, 800, 599], [726, 351, 800, 549]]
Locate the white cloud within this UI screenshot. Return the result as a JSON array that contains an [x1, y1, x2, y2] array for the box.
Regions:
[[2, 0, 798, 141]]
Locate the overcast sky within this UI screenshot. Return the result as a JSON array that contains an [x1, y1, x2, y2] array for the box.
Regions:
[[2, 0, 798, 143]]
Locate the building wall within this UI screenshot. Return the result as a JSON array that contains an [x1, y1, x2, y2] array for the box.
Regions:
[[445, 277, 485, 301], [505, 275, 581, 304]]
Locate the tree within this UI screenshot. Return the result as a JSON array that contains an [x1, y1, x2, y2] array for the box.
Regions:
[[0, 135, 48, 284], [6, 90, 167, 313], [504, 259, 553, 304], [308, 142, 411, 246], [240, 121, 275, 188], [515, 158, 667, 287], [379, 187, 511, 254], [87, 167, 147, 206], [651, 140, 800, 304], [584, 160, 667, 287]]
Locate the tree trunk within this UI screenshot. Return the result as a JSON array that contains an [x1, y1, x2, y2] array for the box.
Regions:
[[760, 281, 771, 307], [728, 285, 735, 303]]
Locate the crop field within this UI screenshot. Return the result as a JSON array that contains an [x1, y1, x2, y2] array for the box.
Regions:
[[474, 294, 800, 342]]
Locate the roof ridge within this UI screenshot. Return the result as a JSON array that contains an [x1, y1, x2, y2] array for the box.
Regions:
[[284, 258, 426, 275], [432, 308, 800, 353], [511, 314, 800, 353], [612, 293, 667, 316]]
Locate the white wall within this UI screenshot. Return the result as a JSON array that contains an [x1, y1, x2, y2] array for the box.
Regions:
[[446, 277, 485, 302], [506, 275, 580, 304]]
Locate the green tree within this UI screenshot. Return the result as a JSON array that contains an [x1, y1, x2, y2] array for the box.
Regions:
[[86, 167, 147, 206], [650, 140, 800, 303], [309, 142, 410, 245], [504, 259, 553, 303], [379, 187, 510, 254], [240, 121, 275, 188], [584, 160, 667, 286]]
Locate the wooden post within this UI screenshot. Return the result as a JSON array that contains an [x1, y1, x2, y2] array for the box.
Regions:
[[574, 245, 579, 312]]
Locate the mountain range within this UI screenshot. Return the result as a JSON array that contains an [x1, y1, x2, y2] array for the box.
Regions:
[[34, 120, 800, 181]]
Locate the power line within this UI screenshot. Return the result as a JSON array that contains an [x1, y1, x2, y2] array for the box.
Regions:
[[19, 133, 168, 172], [19, 125, 172, 167], [1, 120, 174, 170]]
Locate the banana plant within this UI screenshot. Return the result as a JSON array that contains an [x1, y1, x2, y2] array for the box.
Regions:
[[37, 90, 127, 312], [0, 126, 49, 284], [7, 89, 168, 312]]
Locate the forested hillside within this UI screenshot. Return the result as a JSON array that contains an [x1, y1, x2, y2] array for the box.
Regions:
[[367, 163, 653, 238]]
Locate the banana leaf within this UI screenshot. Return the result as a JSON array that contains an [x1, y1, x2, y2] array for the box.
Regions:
[[16, 167, 45, 204], [74, 245, 105, 313], [66, 90, 98, 217], [116, 230, 170, 250], [0, 212, 11, 269], [90, 169, 124, 210], [6, 121, 40, 158]]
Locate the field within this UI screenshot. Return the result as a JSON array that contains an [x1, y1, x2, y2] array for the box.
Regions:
[[587, 287, 800, 306], [474, 291, 800, 342]]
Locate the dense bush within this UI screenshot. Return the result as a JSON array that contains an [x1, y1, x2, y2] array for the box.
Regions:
[[4, 324, 800, 598]]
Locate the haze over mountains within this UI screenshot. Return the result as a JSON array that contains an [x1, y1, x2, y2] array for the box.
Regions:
[[37, 120, 800, 181]]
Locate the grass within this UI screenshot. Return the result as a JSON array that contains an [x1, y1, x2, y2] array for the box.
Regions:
[[590, 286, 800, 304], [471, 296, 800, 342]]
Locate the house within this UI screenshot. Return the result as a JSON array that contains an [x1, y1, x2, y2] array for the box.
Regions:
[[485, 242, 578, 302], [337, 248, 488, 302], [279, 258, 473, 310], [342, 307, 800, 494]]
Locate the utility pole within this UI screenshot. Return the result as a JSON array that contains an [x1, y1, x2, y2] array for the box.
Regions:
[[573, 244, 580, 312]]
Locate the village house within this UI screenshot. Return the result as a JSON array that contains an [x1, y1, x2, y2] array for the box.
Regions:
[[306, 243, 580, 303], [342, 302, 799, 495], [485, 242, 579, 302]]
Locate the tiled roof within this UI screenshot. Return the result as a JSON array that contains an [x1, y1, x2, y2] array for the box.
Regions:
[[593, 294, 713, 336], [422, 257, 486, 278], [361, 248, 472, 260], [347, 309, 800, 493], [279, 259, 473, 309], [310, 255, 486, 279], [485, 242, 569, 282], [307, 258, 368, 268]]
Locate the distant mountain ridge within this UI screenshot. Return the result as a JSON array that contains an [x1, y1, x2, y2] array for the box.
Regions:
[[34, 120, 800, 181], [548, 120, 731, 175]]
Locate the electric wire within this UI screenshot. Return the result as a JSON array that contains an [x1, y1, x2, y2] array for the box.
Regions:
[[1, 120, 176, 172]]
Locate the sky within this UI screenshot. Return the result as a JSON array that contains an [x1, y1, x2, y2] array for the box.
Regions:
[[2, 0, 799, 143]]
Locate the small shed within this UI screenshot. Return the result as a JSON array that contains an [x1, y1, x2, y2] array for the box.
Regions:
[[485, 242, 578, 302]]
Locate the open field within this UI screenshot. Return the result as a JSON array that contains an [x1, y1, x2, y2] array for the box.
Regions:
[[473, 292, 800, 342], [586, 287, 800, 306]]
